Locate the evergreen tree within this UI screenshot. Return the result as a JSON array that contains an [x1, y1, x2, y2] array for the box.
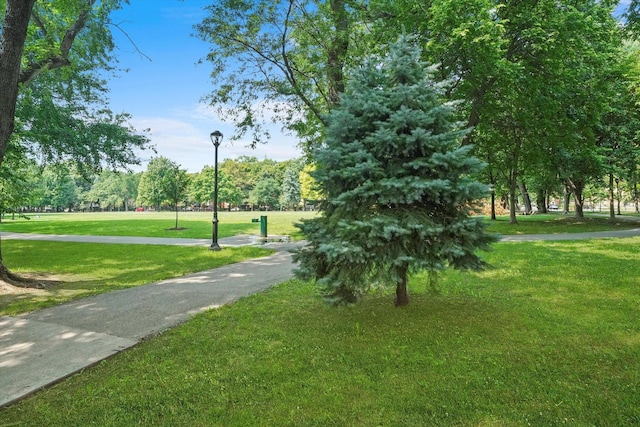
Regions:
[[281, 166, 302, 210], [294, 35, 495, 306]]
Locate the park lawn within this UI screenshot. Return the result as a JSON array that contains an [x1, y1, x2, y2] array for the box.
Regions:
[[2, 212, 638, 241], [485, 213, 640, 235], [0, 211, 317, 239], [0, 241, 273, 316], [1, 237, 638, 426]]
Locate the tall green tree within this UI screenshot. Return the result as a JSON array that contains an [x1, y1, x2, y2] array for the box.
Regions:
[[0, 148, 42, 216], [40, 164, 79, 211], [295, 36, 495, 306], [0, 0, 153, 286], [197, 0, 366, 146], [87, 170, 138, 211], [166, 167, 190, 230], [280, 165, 302, 210], [249, 177, 280, 210]]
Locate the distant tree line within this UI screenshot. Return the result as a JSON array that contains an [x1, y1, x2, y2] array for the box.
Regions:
[[0, 155, 323, 216]]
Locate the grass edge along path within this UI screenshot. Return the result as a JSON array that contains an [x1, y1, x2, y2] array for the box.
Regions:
[[0, 237, 638, 426], [0, 241, 274, 316]]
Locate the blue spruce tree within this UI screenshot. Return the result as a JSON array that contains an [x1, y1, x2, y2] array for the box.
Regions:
[[294, 35, 495, 306]]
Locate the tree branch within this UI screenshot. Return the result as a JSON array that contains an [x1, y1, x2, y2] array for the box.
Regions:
[[19, 0, 97, 86]]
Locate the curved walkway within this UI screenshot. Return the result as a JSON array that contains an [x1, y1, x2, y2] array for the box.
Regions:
[[1, 227, 639, 408]]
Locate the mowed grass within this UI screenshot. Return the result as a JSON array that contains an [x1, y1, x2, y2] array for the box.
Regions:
[[0, 211, 317, 239], [485, 213, 640, 235], [1, 211, 638, 240], [0, 241, 273, 316], [1, 237, 639, 426]]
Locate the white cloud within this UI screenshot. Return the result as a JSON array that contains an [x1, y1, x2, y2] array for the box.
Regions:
[[128, 110, 302, 173]]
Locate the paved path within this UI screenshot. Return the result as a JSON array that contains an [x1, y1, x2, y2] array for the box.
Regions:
[[1, 226, 640, 408], [0, 235, 299, 408]]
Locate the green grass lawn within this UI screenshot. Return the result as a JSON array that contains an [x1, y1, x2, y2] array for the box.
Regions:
[[2, 211, 638, 240], [0, 241, 273, 316], [1, 237, 638, 425], [0, 211, 317, 239], [485, 213, 640, 234]]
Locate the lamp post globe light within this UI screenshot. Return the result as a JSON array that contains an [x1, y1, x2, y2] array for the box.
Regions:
[[209, 130, 223, 251]]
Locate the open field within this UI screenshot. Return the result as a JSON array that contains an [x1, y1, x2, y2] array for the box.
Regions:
[[1, 237, 638, 425], [0, 211, 318, 240], [1, 211, 639, 240], [1, 212, 638, 317]]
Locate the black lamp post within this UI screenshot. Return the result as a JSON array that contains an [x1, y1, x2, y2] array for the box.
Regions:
[[209, 130, 223, 250]]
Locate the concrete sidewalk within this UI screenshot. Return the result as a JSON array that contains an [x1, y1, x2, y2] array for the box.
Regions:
[[0, 237, 300, 408]]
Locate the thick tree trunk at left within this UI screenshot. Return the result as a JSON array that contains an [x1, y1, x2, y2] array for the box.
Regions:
[[0, 0, 37, 166], [0, 0, 37, 282]]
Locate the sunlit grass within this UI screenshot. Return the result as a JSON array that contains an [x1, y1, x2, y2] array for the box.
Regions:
[[2, 211, 638, 241], [0, 211, 317, 239], [0, 240, 273, 316], [485, 213, 640, 235], [1, 237, 639, 425]]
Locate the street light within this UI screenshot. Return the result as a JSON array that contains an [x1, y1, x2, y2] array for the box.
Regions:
[[209, 130, 223, 250]]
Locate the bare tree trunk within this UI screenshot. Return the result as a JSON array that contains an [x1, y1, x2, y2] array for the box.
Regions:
[[0, 0, 37, 165], [563, 185, 572, 215], [536, 189, 547, 214], [394, 265, 409, 306], [327, 0, 349, 106], [509, 172, 518, 224], [609, 173, 615, 219], [0, 0, 37, 280], [573, 182, 585, 218], [518, 182, 532, 214]]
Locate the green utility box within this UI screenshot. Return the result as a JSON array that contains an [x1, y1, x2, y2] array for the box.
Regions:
[[260, 215, 267, 238], [251, 216, 268, 238]]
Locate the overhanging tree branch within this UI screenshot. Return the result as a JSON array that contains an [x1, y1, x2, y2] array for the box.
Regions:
[[19, 0, 96, 86]]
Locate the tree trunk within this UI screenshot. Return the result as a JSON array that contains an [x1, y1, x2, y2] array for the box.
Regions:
[[394, 265, 410, 306], [573, 182, 585, 218], [518, 182, 532, 214], [0, 0, 37, 166], [490, 188, 496, 220], [563, 185, 572, 215], [0, 0, 37, 279], [608, 173, 615, 219], [508, 171, 518, 224], [327, 0, 349, 106], [536, 189, 547, 214]]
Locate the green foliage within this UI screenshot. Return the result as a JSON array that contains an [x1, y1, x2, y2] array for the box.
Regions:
[[196, 0, 370, 146], [136, 157, 188, 210], [250, 177, 280, 209], [280, 165, 301, 209], [86, 170, 139, 211], [0, 146, 43, 214], [295, 36, 495, 305]]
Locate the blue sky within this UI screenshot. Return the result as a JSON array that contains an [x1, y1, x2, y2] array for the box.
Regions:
[[107, 1, 630, 173], [106, 1, 301, 173]]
